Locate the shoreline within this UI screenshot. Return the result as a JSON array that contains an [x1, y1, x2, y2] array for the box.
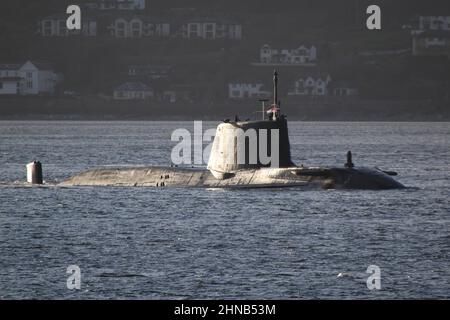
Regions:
[[0, 96, 449, 121], [1, 117, 449, 122]]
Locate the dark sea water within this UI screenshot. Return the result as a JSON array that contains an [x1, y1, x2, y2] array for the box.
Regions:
[[0, 121, 449, 299]]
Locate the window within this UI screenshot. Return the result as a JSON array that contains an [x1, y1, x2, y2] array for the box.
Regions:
[[188, 24, 199, 38], [58, 20, 67, 35], [131, 21, 141, 37], [116, 21, 126, 37], [305, 79, 314, 87], [228, 25, 234, 39], [144, 23, 153, 36], [229, 25, 240, 39], [43, 20, 53, 36], [205, 23, 215, 39], [27, 72, 32, 79], [155, 24, 162, 36], [231, 90, 240, 97], [232, 25, 242, 39], [121, 2, 133, 9], [0, 82, 3, 89], [27, 81, 33, 89], [430, 18, 439, 30]]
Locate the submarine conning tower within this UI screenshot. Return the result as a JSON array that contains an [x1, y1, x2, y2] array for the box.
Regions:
[[207, 70, 295, 179]]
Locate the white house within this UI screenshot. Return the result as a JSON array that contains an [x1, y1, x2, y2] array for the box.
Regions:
[[417, 16, 450, 31], [0, 61, 61, 96], [113, 82, 153, 100], [19, 61, 61, 95], [259, 44, 317, 65], [181, 18, 242, 40], [38, 14, 97, 37], [228, 83, 270, 99], [0, 63, 21, 78], [87, 0, 146, 10], [108, 17, 170, 38], [0, 64, 21, 95], [411, 16, 450, 57], [288, 75, 331, 96], [0, 77, 21, 95]]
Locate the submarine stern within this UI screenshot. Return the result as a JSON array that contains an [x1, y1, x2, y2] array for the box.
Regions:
[[329, 167, 405, 190]]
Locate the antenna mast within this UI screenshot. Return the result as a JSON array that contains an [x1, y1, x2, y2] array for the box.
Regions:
[[273, 69, 278, 107], [269, 70, 281, 121]]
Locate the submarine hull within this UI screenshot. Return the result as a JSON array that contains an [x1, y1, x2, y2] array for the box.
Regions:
[[59, 166, 404, 190], [57, 71, 406, 191]]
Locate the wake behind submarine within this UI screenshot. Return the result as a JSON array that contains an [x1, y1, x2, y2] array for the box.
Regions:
[[60, 71, 404, 190]]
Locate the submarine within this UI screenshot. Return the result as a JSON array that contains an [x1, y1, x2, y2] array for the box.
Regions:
[[60, 71, 404, 190]]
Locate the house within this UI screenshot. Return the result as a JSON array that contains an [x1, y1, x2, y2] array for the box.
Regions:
[[417, 16, 450, 31], [0, 61, 62, 95], [128, 65, 173, 79], [0, 64, 22, 95], [412, 30, 450, 57], [19, 61, 61, 95], [257, 44, 317, 65], [86, 0, 145, 10], [0, 63, 22, 78], [38, 14, 97, 37], [161, 85, 193, 103], [288, 74, 331, 96], [113, 82, 153, 100], [228, 83, 270, 99], [410, 16, 450, 57], [0, 77, 21, 95], [333, 81, 359, 97], [108, 16, 170, 38], [180, 18, 242, 40]]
